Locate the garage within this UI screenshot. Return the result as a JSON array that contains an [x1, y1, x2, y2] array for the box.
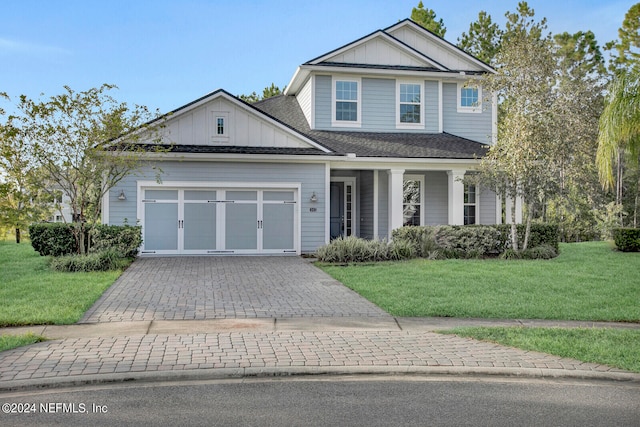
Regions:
[[139, 185, 299, 255]]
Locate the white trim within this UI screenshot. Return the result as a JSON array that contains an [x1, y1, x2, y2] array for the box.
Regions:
[[387, 169, 405, 238], [210, 111, 229, 143], [330, 176, 357, 238], [373, 170, 379, 239], [438, 80, 444, 133], [324, 163, 331, 244], [457, 82, 482, 114], [396, 80, 425, 130], [403, 174, 425, 226], [447, 169, 466, 225], [331, 76, 362, 128], [464, 182, 479, 225]]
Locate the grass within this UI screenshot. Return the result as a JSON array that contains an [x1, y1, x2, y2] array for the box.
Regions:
[[0, 241, 122, 327], [0, 333, 47, 352], [444, 327, 640, 373], [318, 242, 640, 321]]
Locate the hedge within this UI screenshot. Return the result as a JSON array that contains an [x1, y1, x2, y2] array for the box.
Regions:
[[613, 228, 640, 252], [29, 223, 142, 258]]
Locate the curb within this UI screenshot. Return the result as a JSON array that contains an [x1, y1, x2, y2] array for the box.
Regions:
[[2, 365, 639, 394]]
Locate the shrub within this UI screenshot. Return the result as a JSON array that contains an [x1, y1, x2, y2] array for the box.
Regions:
[[434, 225, 507, 258], [316, 236, 401, 263], [49, 249, 129, 272], [90, 225, 142, 258], [389, 238, 416, 260], [613, 228, 640, 252], [521, 244, 559, 260], [29, 223, 78, 256]]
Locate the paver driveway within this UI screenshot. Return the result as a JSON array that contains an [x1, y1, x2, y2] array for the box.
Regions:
[[81, 257, 391, 322]]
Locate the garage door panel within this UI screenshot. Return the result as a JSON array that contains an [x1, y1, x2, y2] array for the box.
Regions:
[[184, 203, 216, 250], [225, 203, 258, 250], [145, 203, 178, 251], [263, 204, 295, 250]]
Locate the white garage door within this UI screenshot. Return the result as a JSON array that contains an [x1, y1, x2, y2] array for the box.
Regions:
[[141, 187, 298, 255]]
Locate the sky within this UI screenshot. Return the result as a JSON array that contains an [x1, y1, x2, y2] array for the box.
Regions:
[[0, 0, 636, 115]]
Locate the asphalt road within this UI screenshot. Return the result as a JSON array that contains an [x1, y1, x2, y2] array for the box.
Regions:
[[1, 376, 638, 426]]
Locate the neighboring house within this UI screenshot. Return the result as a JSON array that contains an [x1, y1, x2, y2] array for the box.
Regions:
[[103, 19, 521, 256], [48, 189, 73, 223]]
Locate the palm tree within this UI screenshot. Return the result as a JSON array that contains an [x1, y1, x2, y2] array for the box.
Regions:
[[596, 68, 640, 225]]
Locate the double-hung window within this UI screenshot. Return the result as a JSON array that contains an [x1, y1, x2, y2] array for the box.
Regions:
[[397, 81, 423, 129], [332, 78, 361, 127], [211, 111, 229, 142], [464, 184, 477, 225], [457, 83, 482, 113], [403, 175, 425, 226]]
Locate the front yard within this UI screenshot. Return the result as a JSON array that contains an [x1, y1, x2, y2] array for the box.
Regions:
[[319, 241, 640, 373], [0, 241, 122, 326], [318, 242, 639, 321]]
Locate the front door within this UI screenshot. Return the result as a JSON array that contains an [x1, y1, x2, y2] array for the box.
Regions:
[[329, 178, 355, 239], [330, 182, 344, 239]]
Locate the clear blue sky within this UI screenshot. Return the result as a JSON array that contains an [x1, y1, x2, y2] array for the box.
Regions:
[[0, 0, 635, 114]]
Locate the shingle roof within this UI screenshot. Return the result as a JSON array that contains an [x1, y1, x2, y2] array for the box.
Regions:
[[147, 144, 330, 156], [253, 95, 488, 159]]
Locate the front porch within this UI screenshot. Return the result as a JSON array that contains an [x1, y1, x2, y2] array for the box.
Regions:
[[328, 167, 521, 241]]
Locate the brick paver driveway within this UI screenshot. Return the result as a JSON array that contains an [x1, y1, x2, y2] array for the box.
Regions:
[[81, 257, 390, 322]]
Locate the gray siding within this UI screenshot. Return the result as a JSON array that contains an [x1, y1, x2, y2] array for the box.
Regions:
[[424, 171, 448, 225], [479, 186, 497, 225], [377, 170, 389, 238], [359, 170, 374, 239], [361, 78, 395, 130], [109, 161, 327, 253], [424, 80, 439, 133], [442, 83, 493, 144], [298, 77, 313, 127], [314, 75, 332, 129]]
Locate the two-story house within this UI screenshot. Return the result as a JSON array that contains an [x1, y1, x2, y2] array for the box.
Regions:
[[103, 19, 519, 256]]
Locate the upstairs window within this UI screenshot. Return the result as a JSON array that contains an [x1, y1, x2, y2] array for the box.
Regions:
[[332, 78, 361, 127], [396, 81, 423, 129], [216, 117, 225, 135], [211, 111, 229, 142], [457, 83, 482, 113]]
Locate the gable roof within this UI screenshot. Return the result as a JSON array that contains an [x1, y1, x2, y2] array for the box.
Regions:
[[254, 95, 488, 159], [286, 19, 494, 96], [135, 88, 332, 155]]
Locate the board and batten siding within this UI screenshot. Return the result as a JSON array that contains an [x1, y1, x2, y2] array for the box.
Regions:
[[108, 161, 327, 253], [442, 83, 492, 144], [156, 97, 311, 149]]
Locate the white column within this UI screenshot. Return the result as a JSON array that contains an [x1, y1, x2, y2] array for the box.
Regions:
[[387, 169, 405, 238], [515, 196, 523, 223], [447, 169, 466, 225]]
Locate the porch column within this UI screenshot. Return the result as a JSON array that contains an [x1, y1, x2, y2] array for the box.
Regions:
[[447, 169, 466, 225], [387, 169, 405, 237]]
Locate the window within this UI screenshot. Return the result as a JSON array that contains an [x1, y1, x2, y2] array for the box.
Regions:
[[457, 83, 482, 113], [464, 184, 477, 225], [211, 111, 229, 141], [403, 175, 424, 226], [332, 78, 361, 127], [216, 117, 225, 135], [396, 81, 423, 129]]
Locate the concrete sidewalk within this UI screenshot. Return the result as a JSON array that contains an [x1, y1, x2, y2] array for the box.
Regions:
[[1, 317, 639, 392]]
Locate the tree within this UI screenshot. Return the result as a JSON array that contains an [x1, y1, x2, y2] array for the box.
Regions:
[[596, 68, 640, 226], [605, 3, 640, 73], [238, 83, 285, 103], [410, 1, 446, 38], [0, 121, 52, 243], [5, 84, 164, 254], [476, 3, 556, 251], [458, 11, 502, 65]]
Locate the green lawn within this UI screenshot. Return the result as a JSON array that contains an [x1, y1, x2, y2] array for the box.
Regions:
[[318, 242, 640, 321], [445, 327, 640, 373], [0, 333, 46, 352], [0, 241, 122, 326]]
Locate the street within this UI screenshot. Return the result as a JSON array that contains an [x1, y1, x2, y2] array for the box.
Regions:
[[1, 375, 638, 426]]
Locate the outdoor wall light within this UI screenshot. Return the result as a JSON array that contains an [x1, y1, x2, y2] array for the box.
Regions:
[[310, 192, 318, 203], [118, 190, 126, 201]]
